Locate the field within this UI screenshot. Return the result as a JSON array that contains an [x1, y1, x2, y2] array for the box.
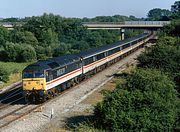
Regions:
[[0, 61, 32, 88]]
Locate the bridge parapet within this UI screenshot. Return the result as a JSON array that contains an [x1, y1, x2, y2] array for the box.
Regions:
[[83, 21, 170, 29]]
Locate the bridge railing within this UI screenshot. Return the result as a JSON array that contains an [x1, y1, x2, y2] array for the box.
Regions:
[[124, 21, 170, 25], [83, 21, 170, 26]]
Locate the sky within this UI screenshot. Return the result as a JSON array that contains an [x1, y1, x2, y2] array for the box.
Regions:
[[0, 0, 174, 18]]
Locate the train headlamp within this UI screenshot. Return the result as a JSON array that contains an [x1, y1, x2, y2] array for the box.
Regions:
[[23, 81, 27, 86]]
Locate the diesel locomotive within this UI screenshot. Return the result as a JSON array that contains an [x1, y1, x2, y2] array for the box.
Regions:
[[22, 33, 152, 102]]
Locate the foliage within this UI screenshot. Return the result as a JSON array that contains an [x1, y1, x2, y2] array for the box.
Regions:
[[158, 36, 177, 46], [34, 45, 52, 60], [53, 43, 72, 57], [124, 29, 144, 39], [0, 13, 144, 62], [10, 30, 39, 46], [170, 12, 180, 20], [0, 42, 36, 62], [20, 45, 37, 62], [0, 61, 31, 87], [0, 26, 9, 47], [94, 69, 179, 131], [0, 66, 10, 82], [161, 19, 180, 37], [82, 15, 140, 22], [73, 122, 106, 132], [147, 8, 172, 21], [138, 40, 179, 71]]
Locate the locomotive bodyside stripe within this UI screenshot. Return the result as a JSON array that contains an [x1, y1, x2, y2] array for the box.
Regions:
[[46, 68, 81, 85]]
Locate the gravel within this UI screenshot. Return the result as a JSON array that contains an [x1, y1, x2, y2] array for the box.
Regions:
[[1, 45, 149, 132]]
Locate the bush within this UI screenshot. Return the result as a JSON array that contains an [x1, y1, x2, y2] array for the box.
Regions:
[[138, 43, 180, 77], [0, 42, 37, 62], [20, 45, 37, 62], [95, 69, 179, 131], [0, 66, 10, 82]]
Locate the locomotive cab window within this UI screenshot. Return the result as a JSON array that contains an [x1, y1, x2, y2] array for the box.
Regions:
[[23, 71, 44, 78], [23, 72, 33, 78], [34, 72, 44, 78]]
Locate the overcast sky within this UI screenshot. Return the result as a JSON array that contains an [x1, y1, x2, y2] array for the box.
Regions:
[[0, 0, 174, 18]]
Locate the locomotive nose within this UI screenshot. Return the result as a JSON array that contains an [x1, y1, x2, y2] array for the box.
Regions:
[[23, 78, 46, 91]]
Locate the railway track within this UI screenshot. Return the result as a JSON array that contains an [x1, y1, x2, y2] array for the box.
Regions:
[[0, 87, 24, 110], [0, 104, 38, 129], [0, 78, 83, 129]]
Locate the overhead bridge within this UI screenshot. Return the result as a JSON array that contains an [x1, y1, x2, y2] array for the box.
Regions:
[[83, 21, 170, 30]]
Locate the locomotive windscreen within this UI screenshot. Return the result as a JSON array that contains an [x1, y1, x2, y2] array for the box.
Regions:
[[23, 71, 44, 78]]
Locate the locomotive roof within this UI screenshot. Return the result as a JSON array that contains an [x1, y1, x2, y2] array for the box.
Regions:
[[76, 33, 148, 58], [23, 54, 81, 71]]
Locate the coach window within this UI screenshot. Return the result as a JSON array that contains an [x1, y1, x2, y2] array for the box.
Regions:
[[97, 53, 104, 60], [120, 46, 122, 50], [93, 56, 96, 62], [115, 47, 119, 52]]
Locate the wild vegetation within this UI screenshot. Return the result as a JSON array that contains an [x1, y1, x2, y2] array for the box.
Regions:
[[95, 69, 179, 131]]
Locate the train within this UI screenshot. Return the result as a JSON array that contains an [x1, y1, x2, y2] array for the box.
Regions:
[[22, 32, 153, 102]]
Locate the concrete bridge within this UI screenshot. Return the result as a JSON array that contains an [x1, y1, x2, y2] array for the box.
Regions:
[[83, 21, 170, 30], [83, 21, 170, 40], [0, 21, 170, 30]]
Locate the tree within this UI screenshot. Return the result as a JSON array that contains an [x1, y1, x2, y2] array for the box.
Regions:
[[161, 19, 180, 37], [35, 45, 52, 60], [10, 30, 39, 46], [0, 42, 37, 62], [147, 8, 171, 21], [1, 42, 21, 62], [0, 26, 9, 47], [19, 45, 37, 62], [40, 28, 59, 46], [95, 69, 179, 131], [138, 42, 180, 75], [72, 40, 90, 51], [53, 43, 71, 57]]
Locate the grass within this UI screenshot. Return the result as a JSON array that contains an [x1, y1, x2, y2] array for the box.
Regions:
[[0, 61, 33, 88]]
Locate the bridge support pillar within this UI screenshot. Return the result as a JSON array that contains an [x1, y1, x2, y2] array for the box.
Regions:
[[120, 29, 125, 40]]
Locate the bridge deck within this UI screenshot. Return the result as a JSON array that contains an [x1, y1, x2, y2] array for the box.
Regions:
[[83, 21, 170, 29]]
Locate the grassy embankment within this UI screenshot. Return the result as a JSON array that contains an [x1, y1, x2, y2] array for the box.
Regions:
[[0, 61, 32, 88]]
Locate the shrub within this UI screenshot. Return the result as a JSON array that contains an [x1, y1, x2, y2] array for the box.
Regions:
[[19, 45, 36, 62], [0, 66, 10, 82], [1, 42, 37, 62], [95, 69, 179, 131]]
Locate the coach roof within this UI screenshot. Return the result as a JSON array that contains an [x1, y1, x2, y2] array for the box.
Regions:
[[76, 33, 147, 59]]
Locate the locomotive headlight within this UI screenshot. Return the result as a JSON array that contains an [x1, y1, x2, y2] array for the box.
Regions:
[[40, 81, 44, 85], [23, 81, 27, 86]]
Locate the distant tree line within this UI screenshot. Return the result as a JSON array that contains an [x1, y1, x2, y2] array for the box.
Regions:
[[0, 13, 142, 63], [146, 8, 180, 21]]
